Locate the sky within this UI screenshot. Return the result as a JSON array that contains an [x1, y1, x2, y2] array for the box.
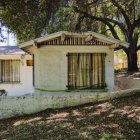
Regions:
[[0, 26, 17, 46]]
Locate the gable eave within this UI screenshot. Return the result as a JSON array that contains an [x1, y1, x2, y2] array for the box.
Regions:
[[19, 40, 34, 49], [86, 31, 129, 48], [19, 31, 129, 49]]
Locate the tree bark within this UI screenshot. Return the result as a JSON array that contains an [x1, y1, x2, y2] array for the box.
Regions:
[[126, 47, 138, 72]]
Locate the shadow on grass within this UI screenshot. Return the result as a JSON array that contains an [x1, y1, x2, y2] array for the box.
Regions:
[[0, 94, 140, 140]]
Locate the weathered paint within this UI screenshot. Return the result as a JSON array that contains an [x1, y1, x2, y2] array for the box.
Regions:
[[115, 76, 140, 90], [0, 89, 140, 120], [33, 45, 114, 91], [0, 54, 34, 96]]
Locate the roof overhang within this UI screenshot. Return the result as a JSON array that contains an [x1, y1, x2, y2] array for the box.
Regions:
[[19, 31, 129, 51]]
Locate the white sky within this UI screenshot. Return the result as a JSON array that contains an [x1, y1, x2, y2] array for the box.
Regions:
[[0, 26, 17, 46]]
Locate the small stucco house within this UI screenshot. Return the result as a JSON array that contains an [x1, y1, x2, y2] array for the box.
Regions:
[[19, 31, 128, 92], [0, 46, 34, 96]]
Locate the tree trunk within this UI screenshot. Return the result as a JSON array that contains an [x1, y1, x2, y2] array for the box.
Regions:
[[126, 47, 138, 72]]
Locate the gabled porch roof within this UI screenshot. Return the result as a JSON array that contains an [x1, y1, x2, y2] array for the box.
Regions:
[[19, 31, 129, 53]]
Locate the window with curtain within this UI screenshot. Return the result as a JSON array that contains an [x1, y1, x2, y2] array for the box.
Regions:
[[0, 60, 20, 83], [68, 53, 106, 89]]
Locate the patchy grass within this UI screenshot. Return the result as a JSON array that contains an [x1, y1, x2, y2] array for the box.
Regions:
[[0, 94, 140, 140]]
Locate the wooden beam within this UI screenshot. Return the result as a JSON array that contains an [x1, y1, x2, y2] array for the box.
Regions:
[[61, 33, 66, 43], [33, 41, 38, 48], [85, 34, 93, 42], [109, 43, 119, 49]]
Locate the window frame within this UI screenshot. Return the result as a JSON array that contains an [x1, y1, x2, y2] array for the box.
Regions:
[[67, 53, 106, 90], [0, 59, 20, 83]]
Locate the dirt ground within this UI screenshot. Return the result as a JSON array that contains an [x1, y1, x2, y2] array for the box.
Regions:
[[0, 93, 140, 140]]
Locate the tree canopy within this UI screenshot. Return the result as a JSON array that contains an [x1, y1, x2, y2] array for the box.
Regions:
[[69, 0, 140, 71], [0, 0, 67, 42], [0, 0, 140, 71]]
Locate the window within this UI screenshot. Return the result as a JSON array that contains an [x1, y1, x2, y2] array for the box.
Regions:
[[0, 60, 20, 83], [26, 60, 33, 66], [67, 53, 106, 90]]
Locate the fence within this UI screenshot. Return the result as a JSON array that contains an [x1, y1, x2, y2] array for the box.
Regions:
[[114, 61, 140, 70]]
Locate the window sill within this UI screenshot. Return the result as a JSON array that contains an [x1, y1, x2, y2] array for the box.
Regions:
[[0, 82, 22, 84], [66, 89, 108, 92]]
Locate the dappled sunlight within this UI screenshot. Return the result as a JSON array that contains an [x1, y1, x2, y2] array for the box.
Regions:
[[95, 102, 114, 111], [87, 125, 99, 130], [13, 117, 42, 126], [108, 113, 114, 117], [48, 112, 69, 119], [90, 112, 101, 116], [24, 117, 42, 124], [60, 122, 73, 128], [72, 109, 83, 117], [91, 102, 114, 115], [101, 123, 119, 129], [78, 131, 89, 139], [0, 94, 140, 140], [0, 130, 9, 136], [84, 105, 94, 110], [76, 117, 86, 121], [111, 105, 140, 123], [13, 120, 25, 126], [47, 112, 69, 123], [47, 118, 68, 123]]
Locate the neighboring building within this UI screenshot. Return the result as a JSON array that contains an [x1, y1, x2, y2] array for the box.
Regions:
[[0, 46, 34, 96], [19, 31, 128, 92], [114, 49, 128, 70], [114, 50, 140, 70], [114, 56, 128, 70], [137, 50, 140, 68]]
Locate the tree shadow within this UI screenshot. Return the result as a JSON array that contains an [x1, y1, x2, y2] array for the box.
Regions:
[[0, 94, 140, 139]]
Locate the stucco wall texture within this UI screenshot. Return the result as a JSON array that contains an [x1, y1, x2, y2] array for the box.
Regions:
[[33, 45, 114, 91], [0, 55, 34, 96], [0, 89, 140, 120]]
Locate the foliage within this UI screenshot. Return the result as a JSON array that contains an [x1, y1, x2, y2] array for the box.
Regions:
[[114, 50, 127, 60], [45, 0, 140, 71], [0, 0, 66, 42], [114, 68, 127, 73], [0, 0, 140, 71], [69, 0, 140, 71], [0, 0, 101, 42], [46, 7, 71, 34]]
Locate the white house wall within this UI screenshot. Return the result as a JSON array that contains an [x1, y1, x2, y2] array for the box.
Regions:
[[0, 55, 34, 96], [34, 45, 114, 91]]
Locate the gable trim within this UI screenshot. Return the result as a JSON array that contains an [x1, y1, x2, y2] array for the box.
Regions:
[[19, 31, 129, 49]]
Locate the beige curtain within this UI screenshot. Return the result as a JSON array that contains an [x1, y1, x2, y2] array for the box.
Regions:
[[68, 53, 105, 89], [1, 60, 20, 83]]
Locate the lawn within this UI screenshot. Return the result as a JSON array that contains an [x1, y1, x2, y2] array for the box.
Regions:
[[0, 94, 140, 140]]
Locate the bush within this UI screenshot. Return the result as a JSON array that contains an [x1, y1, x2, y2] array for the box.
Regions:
[[115, 68, 127, 73]]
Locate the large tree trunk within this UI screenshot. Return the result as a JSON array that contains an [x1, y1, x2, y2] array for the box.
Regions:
[[126, 47, 138, 72]]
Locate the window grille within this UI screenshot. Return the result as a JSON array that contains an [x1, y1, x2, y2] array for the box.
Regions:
[[0, 60, 20, 83], [67, 53, 106, 89]]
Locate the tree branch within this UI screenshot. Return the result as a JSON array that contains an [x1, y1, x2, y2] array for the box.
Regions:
[[102, 17, 127, 35], [110, 0, 131, 28], [75, 16, 84, 31], [86, 0, 103, 6], [73, 6, 120, 40], [128, 16, 140, 41], [131, 16, 140, 30]]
